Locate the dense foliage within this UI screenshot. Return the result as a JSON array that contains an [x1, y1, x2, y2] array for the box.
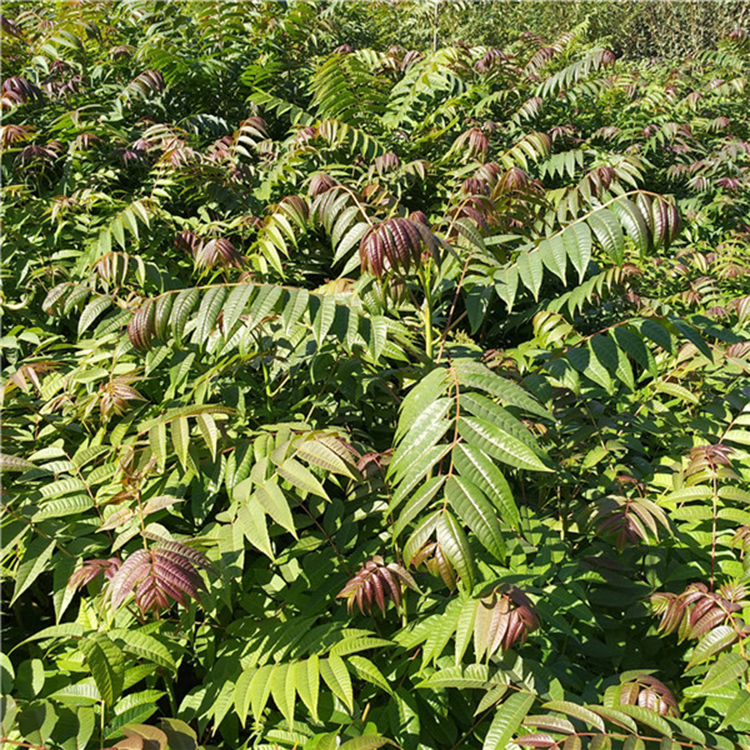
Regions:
[[330, 0, 750, 60], [2, 3, 750, 750]]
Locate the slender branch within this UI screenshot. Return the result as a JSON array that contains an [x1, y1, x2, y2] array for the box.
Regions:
[[1, 506, 75, 559], [436, 252, 473, 364]]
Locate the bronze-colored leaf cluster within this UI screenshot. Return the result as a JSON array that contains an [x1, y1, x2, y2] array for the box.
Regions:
[[69, 557, 122, 590], [278, 194, 310, 226], [114, 146, 147, 166], [517, 673, 676, 750], [128, 68, 164, 96], [651, 581, 748, 641], [127, 299, 157, 351], [75, 541, 215, 615], [309, 171, 337, 197], [401, 49, 423, 72], [99, 375, 146, 418], [198, 238, 242, 270], [474, 586, 539, 660], [451, 162, 543, 235], [592, 494, 670, 551], [2, 75, 43, 107], [4, 360, 58, 396], [456, 126, 489, 159], [372, 151, 401, 175], [337, 555, 419, 616], [17, 141, 61, 167], [174, 231, 242, 270], [461, 176, 491, 197], [474, 48, 516, 74], [614, 675, 679, 717], [377, 45, 423, 74], [174, 230, 203, 257], [0, 122, 34, 147], [686, 442, 735, 477], [636, 193, 683, 250], [411, 540, 456, 590], [359, 217, 438, 278], [408, 210, 429, 226], [450, 194, 498, 234], [294, 125, 319, 146]]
